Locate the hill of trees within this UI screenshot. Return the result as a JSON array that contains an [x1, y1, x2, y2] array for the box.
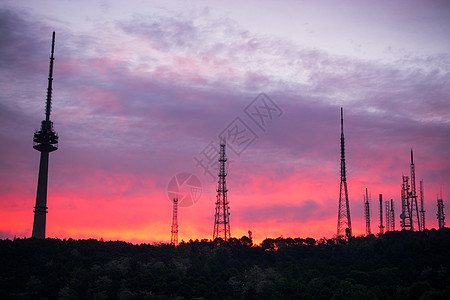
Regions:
[[1, 229, 449, 299]]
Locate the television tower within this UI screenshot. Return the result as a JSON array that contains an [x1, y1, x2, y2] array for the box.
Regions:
[[337, 107, 352, 238], [171, 198, 179, 246], [364, 188, 371, 235], [419, 180, 426, 230], [31, 32, 58, 239], [410, 149, 421, 231], [379, 194, 384, 234], [437, 190, 445, 229], [213, 141, 231, 241]]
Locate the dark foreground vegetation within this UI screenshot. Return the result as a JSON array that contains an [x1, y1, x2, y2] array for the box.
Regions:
[[1, 229, 449, 300]]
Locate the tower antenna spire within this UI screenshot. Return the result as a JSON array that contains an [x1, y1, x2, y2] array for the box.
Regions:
[[410, 148, 421, 231], [337, 107, 352, 239], [46, 31, 55, 122], [31, 32, 59, 239]]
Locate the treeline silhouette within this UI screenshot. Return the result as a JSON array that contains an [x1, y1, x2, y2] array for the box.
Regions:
[[1, 229, 449, 299]]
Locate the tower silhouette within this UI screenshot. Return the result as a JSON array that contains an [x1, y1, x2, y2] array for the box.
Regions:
[[379, 194, 384, 234], [364, 188, 371, 235], [213, 141, 231, 241], [437, 190, 445, 229], [400, 175, 412, 230], [390, 199, 395, 231], [410, 149, 421, 231], [171, 198, 178, 246], [32, 32, 58, 239], [385, 200, 391, 231], [337, 107, 352, 238], [419, 180, 426, 231]]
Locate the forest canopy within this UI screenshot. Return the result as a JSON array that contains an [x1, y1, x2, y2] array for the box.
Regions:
[[1, 229, 449, 299]]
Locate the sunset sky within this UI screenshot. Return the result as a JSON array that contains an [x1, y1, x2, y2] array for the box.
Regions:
[[1, 0, 449, 244]]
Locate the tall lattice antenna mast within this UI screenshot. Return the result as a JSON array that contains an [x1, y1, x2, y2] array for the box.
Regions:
[[390, 199, 395, 231], [410, 149, 421, 231], [337, 107, 352, 238], [419, 180, 426, 231], [385, 200, 390, 231], [364, 188, 371, 235], [171, 198, 178, 246], [379, 194, 384, 234], [213, 141, 231, 241], [437, 189, 445, 229], [32, 32, 59, 239]]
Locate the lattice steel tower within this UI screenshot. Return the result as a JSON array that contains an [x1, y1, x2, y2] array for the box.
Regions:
[[32, 32, 59, 239], [410, 149, 421, 231], [385, 200, 391, 231], [379, 194, 384, 234], [213, 142, 231, 241], [364, 188, 371, 235], [419, 180, 426, 231], [400, 175, 412, 230], [390, 199, 395, 231], [171, 198, 178, 246], [437, 190, 445, 229], [337, 107, 352, 238]]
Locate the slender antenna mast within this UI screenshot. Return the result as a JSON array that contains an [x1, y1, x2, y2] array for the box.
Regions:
[[390, 199, 395, 231], [437, 189, 445, 229], [337, 107, 352, 238], [379, 194, 384, 234], [410, 149, 421, 231], [171, 198, 179, 246], [419, 180, 426, 230], [364, 188, 371, 235], [46, 31, 55, 122], [385, 200, 390, 231]]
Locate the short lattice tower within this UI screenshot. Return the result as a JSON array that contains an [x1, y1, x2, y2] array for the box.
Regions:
[[171, 198, 178, 246]]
